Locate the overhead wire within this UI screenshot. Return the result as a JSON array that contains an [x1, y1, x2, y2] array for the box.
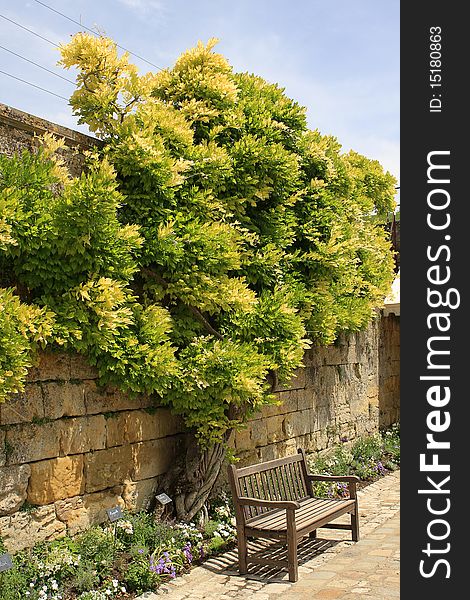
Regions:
[[0, 13, 58, 47], [0, 69, 69, 100], [0, 44, 75, 85], [31, 0, 164, 71]]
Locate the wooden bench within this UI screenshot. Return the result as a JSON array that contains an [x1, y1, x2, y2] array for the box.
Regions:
[[227, 449, 359, 582]]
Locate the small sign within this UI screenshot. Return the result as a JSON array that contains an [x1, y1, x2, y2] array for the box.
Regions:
[[156, 493, 172, 505], [0, 553, 13, 573], [106, 506, 123, 522]]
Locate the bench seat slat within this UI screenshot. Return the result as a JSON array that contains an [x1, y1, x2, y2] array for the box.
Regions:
[[246, 497, 355, 532]]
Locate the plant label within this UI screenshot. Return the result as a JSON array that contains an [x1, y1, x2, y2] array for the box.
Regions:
[[0, 553, 13, 572], [156, 493, 172, 505], [106, 506, 123, 522]]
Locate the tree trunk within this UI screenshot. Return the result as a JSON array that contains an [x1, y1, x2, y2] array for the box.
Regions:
[[164, 432, 231, 522]]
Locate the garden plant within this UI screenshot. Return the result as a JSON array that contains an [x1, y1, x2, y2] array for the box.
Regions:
[[0, 36, 397, 521]]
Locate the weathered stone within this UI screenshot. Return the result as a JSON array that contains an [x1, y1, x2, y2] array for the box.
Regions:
[[283, 410, 313, 438], [42, 382, 87, 420], [55, 488, 125, 536], [27, 352, 71, 382], [0, 429, 6, 467], [249, 419, 268, 447], [84, 445, 133, 492], [0, 464, 31, 515], [234, 428, 251, 451], [123, 477, 159, 511], [131, 438, 180, 481], [297, 387, 318, 411], [70, 354, 98, 379], [265, 415, 287, 444], [0, 505, 66, 552], [0, 383, 45, 425], [27, 455, 84, 505], [84, 380, 143, 414], [5, 421, 60, 464], [59, 415, 106, 455], [274, 368, 306, 392], [106, 409, 183, 447]]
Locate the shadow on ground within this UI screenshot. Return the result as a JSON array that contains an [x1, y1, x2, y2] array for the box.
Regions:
[[200, 536, 340, 582]]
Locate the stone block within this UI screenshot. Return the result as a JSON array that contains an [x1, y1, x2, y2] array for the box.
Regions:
[[5, 421, 61, 464], [0, 429, 6, 467], [0, 505, 66, 552], [27, 352, 71, 382], [55, 488, 125, 536], [27, 455, 85, 505], [234, 428, 251, 451], [70, 354, 98, 379], [323, 345, 348, 366], [302, 349, 326, 368], [123, 477, 159, 512], [274, 368, 306, 392], [0, 464, 31, 515], [59, 415, 106, 455], [265, 415, 287, 444], [283, 410, 313, 438], [84, 381, 143, 414], [131, 437, 180, 481], [249, 419, 268, 447], [0, 383, 45, 425], [106, 409, 183, 447], [42, 382, 87, 419], [84, 445, 133, 493]]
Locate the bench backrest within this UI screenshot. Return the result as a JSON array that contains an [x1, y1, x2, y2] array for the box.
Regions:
[[228, 451, 312, 521]]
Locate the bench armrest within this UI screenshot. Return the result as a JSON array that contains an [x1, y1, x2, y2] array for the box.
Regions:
[[238, 496, 300, 510]]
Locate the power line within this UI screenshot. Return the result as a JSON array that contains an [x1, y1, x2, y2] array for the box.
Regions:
[[0, 69, 68, 100], [32, 0, 164, 71], [0, 44, 75, 85], [0, 13, 57, 47]]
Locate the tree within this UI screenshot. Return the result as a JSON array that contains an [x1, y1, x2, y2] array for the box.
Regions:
[[0, 36, 396, 521]]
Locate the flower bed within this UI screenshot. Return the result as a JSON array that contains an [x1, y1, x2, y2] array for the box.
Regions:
[[0, 495, 236, 599], [306, 423, 400, 498], [0, 427, 399, 598]]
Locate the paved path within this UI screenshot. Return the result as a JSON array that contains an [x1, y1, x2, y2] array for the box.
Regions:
[[138, 471, 400, 600]]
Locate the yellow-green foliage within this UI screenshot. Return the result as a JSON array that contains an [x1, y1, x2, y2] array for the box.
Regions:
[[0, 36, 396, 447]]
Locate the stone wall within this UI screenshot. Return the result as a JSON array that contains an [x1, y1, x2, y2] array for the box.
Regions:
[[0, 315, 399, 551], [231, 314, 400, 468], [0, 353, 185, 552], [0, 102, 101, 175]]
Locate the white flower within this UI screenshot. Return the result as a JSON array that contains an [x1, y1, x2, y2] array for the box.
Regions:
[[121, 586, 126, 593], [112, 579, 119, 588]]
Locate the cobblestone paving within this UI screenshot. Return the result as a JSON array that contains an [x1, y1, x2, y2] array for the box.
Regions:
[[137, 471, 400, 600]]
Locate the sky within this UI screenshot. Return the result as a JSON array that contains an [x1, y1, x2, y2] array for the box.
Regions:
[[0, 0, 400, 184]]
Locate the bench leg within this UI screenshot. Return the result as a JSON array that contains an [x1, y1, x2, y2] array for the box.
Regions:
[[237, 529, 248, 574], [309, 529, 317, 539], [351, 507, 360, 542], [287, 510, 298, 582]]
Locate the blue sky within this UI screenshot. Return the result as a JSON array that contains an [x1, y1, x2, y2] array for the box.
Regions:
[[0, 0, 399, 182]]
